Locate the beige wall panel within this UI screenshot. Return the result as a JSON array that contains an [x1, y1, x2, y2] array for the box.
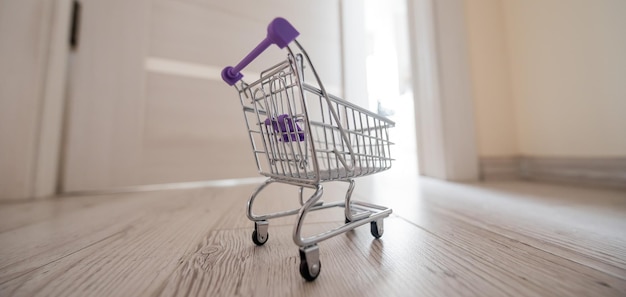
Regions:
[[503, 0, 626, 157], [465, 0, 626, 158], [464, 0, 518, 158]]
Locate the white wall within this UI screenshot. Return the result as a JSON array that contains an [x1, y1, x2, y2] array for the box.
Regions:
[[464, 0, 518, 157], [465, 0, 626, 158], [504, 0, 626, 157], [0, 0, 53, 200], [408, 0, 479, 180]]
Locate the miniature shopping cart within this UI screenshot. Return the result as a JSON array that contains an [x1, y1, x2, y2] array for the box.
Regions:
[[222, 18, 394, 281]]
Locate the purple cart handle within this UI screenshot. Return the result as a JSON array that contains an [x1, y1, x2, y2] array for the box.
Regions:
[[222, 17, 300, 85]]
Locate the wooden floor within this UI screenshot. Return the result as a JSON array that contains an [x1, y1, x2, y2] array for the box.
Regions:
[[1, 172, 625, 296]]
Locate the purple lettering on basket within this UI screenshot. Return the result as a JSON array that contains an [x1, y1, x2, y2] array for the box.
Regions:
[[264, 114, 305, 142]]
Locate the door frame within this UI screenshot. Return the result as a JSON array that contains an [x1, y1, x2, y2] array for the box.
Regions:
[[408, 0, 479, 180], [340, 0, 479, 181], [34, 0, 73, 198]]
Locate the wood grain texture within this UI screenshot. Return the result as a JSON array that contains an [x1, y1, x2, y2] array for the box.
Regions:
[[0, 178, 625, 296]]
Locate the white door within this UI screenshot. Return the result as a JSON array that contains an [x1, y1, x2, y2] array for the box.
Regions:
[[62, 0, 343, 192]]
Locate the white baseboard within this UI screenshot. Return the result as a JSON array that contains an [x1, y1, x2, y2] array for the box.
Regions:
[[479, 157, 521, 180], [480, 156, 626, 189]]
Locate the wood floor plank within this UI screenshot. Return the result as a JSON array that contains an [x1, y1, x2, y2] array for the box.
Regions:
[[353, 175, 626, 278], [433, 199, 626, 280], [0, 187, 240, 297], [410, 212, 626, 294], [425, 182, 626, 277], [155, 219, 480, 297], [156, 217, 626, 297], [1, 178, 625, 296], [0, 195, 120, 233]]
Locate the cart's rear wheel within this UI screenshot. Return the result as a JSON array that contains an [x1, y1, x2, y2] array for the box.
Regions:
[[370, 220, 384, 239], [252, 221, 269, 246], [252, 230, 268, 245]]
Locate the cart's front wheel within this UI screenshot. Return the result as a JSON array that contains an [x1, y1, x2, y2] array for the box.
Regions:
[[370, 219, 384, 239], [300, 258, 321, 281], [299, 245, 321, 281]]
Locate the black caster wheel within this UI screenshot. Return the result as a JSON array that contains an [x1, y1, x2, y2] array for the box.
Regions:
[[251, 230, 268, 246], [370, 220, 384, 239], [252, 221, 269, 246], [299, 245, 321, 281], [299, 259, 321, 281]]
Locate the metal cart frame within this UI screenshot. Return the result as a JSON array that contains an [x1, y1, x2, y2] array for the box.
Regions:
[[222, 18, 394, 281]]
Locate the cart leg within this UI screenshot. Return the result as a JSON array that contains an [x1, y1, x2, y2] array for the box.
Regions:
[[293, 184, 324, 281], [246, 179, 274, 221], [343, 179, 356, 223], [298, 186, 306, 206], [293, 184, 324, 247], [247, 179, 274, 246], [299, 186, 324, 207], [299, 244, 321, 281], [342, 179, 369, 223]]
